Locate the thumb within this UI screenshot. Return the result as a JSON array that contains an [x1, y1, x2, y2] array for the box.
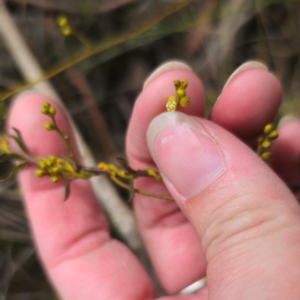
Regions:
[[147, 112, 300, 299]]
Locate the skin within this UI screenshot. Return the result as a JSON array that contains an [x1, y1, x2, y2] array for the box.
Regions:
[[6, 62, 300, 299]]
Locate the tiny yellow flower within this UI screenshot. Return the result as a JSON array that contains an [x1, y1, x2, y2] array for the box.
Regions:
[[46, 156, 57, 167], [50, 167, 60, 174], [98, 162, 109, 172], [145, 168, 162, 180], [57, 15, 68, 27], [48, 107, 56, 116], [166, 96, 178, 112], [173, 80, 181, 89], [41, 102, 52, 115], [64, 161, 75, 173], [39, 160, 48, 169], [0, 137, 10, 153], [43, 102, 51, 110], [45, 123, 55, 131], [36, 169, 45, 177], [268, 130, 278, 140], [262, 140, 271, 148], [51, 176, 59, 183], [264, 124, 273, 135], [176, 88, 186, 98], [179, 97, 190, 107], [61, 26, 72, 36], [180, 79, 188, 89], [261, 152, 271, 160]]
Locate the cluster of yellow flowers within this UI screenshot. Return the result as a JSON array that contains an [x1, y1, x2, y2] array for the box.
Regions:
[[257, 124, 279, 160], [57, 15, 73, 36], [36, 156, 91, 183], [166, 79, 190, 112]]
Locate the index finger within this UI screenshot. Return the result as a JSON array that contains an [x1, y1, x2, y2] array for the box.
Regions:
[[7, 93, 155, 300]]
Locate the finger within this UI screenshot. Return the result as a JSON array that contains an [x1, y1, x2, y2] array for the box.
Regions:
[[8, 93, 155, 300], [210, 61, 282, 143], [271, 117, 300, 187], [148, 112, 300, 299], [126, 61, 207, 293]]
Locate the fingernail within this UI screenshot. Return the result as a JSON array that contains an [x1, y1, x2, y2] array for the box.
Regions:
[[223, 61, 268, 90], [143, 61, 191, 89], [278, 115, 300, 128], [147, 112, 225, 201]]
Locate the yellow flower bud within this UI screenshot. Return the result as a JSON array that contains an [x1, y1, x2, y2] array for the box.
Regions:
[[50, 167, 60, 174], [41, 107, 49, 115], [262, 140, 271, 148], [45, 123, 55, 131], [98, 162, 109, 171], [39, 160, 47, 169], [176, 88, 186, 98], [48, 107, 56, 116], [261, 152, 271, 160], [35, 169, 45, 177], [166, 96, 178, 112], [57, 15, 68, 27], [43, 102, 51, 110], [268, 130, 278, 140], [63, 160, 74, 173], [173, 80, 181, 89], [179, 97, 190, 107], [180, 80, 188, 89], [46, 156, 57, 167], [0, 138, 10, 154], [146, 168, 161, 180], [116, 170, 125, 178], [51, 176, 59, 183], [61, 25, 72, 36], [49, 156, 57, 163], [264, 124, 273, 135]]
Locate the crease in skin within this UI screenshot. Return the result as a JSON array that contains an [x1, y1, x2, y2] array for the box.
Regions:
[[46, 226, 111, 270], [201, 193, 297, 262]]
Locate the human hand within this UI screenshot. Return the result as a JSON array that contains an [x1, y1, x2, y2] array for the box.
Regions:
[[7, 61, 300, 299]]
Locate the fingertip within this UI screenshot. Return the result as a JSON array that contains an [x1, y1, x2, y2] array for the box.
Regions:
[[272, 117, 300, 185], [7, 92, 73, 157], [211, 67, 282, 141], [278, 115, 300, 128], [127, 68, 205, 166]]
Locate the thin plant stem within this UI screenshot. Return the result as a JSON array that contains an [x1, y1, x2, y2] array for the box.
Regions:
[[51, 115, 76, 161]]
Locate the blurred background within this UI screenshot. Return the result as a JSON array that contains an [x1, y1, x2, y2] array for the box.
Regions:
[[1, 0, 300, 298]]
